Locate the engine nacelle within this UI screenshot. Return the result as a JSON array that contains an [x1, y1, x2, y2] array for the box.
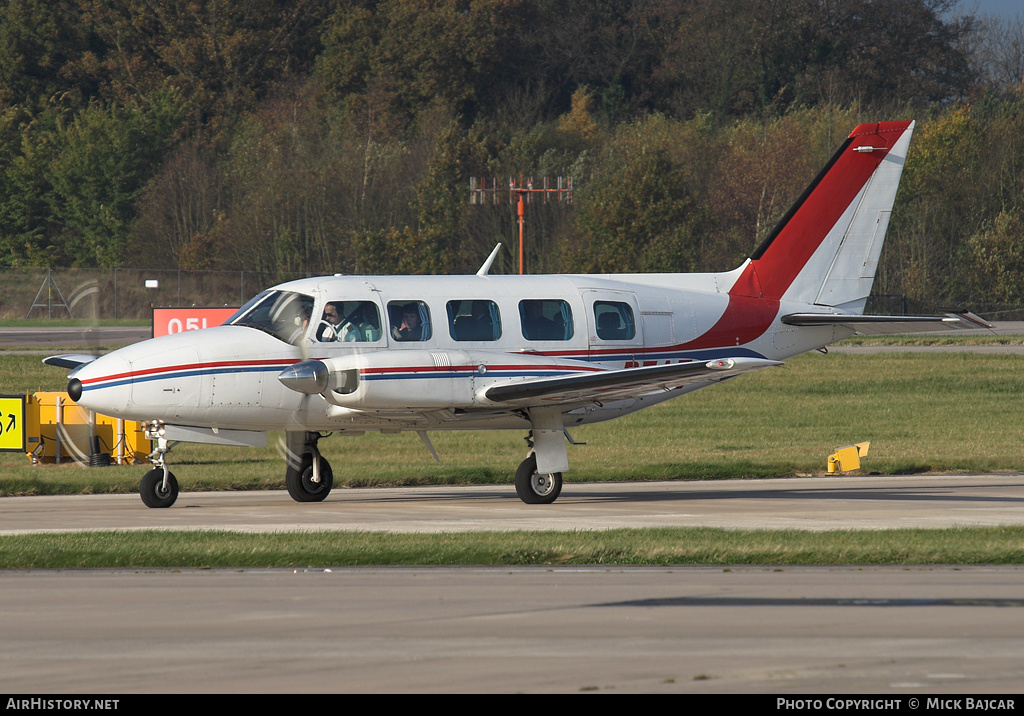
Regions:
[[318, 350, 483, 409], [299, 349, 594, 411]]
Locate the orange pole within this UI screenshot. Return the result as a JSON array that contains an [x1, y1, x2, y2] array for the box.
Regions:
[[517, 193, 525, 275]]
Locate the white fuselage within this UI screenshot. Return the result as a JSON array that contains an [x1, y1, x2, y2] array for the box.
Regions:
[[70, 271, 842, 434]]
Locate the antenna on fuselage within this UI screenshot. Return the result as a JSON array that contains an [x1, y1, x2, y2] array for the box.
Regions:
[[476, 243, 503, 276]]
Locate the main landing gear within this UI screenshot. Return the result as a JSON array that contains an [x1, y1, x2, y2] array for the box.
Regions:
[[285, 431, 334, 503], [514, 453, 562, 505], [514, 415, 567, 505]]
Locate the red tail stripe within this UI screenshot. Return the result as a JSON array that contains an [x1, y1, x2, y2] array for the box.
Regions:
[[678, 121, 912, 351], [752, 120, 912, 300]]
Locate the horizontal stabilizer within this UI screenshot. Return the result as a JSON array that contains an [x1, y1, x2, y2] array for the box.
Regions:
[[484, 357, 782, 407], [781, 311, 992, 335]]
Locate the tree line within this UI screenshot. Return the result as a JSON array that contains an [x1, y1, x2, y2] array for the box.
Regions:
[[1, 0, 1022, 309]]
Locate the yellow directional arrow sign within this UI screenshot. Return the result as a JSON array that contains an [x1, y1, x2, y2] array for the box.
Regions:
[[0, 395, 26, 452]]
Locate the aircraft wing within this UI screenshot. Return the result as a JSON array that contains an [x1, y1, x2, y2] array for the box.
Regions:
[[780, 311, 992, 335], [42, 354, 100, 370], [483, 357, 782, 407]]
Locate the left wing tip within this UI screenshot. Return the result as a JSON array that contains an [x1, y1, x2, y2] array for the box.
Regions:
[[42, 354, 98, 370]]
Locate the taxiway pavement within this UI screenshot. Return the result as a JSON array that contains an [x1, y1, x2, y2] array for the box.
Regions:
[[3, 473, 1024, 535]]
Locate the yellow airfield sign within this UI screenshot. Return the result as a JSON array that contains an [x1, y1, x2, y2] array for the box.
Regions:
[[0, 395, 26, 452]]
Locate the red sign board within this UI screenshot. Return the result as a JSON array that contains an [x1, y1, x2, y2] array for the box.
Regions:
[[152, 307, 238, 338]]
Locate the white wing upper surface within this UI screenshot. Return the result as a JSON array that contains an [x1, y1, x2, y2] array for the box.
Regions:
[[482, 357, 782, 408]]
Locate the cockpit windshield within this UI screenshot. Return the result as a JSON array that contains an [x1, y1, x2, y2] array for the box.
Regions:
[[225, 290, 315, 345]]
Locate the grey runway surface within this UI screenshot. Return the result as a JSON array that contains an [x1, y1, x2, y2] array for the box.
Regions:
[[0, 325, 151, 347], [4, 473, 1024, 534], [3, 564, 1024, 694], [3, 476, 1024, 694]]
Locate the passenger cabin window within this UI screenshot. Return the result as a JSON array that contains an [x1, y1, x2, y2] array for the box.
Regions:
[[447, 300, 501, 341], [388, 301, 432, 341], [520, 299, 573, 341], [316, 300, 382, 342], [227, 290, 315, 345], [593, 301, 635, 340]]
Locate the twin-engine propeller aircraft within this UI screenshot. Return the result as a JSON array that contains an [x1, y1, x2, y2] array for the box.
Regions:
[[46, 120, 989, 508]]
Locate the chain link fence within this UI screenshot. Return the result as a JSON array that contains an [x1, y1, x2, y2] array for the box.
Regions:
[[4, 268, 313, 321]]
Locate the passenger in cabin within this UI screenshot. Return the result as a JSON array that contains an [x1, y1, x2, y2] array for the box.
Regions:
[[391, 303, 423, 341]]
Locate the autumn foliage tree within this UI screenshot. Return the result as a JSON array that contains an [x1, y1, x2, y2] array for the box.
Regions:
[[3, 0, 1024, 312]]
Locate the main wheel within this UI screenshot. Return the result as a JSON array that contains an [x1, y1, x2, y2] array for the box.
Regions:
[[140, 468, 178, 508], [286, 453, 334, 502], [514, 454, 562, 505]]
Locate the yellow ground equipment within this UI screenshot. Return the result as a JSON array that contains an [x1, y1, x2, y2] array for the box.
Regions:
[[827, 441, 870, 473], [24, 392, 149, 466]]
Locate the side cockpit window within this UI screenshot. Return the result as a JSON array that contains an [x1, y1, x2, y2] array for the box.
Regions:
[[317, 300, 382, 342], [227, 290, 315, 345], [520, 299, 573, 341], [447, 300, 501, 341], [388, 301, 432, 341], [594, 300, 635, 340]]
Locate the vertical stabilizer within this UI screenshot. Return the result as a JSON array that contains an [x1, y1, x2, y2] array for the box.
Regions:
[[744, 121, 915, 311]]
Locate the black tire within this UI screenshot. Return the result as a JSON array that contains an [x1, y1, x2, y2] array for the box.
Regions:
[[286, 453, 334, 502], [140, 468, 178, 508], [514, 454, 562, 505]]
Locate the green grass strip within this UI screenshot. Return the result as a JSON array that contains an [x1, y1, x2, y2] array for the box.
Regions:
[[2, 526, 1023, 569]]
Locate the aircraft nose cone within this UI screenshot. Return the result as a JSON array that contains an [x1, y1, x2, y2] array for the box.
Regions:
[[68, 378, 83, 402], [71, 352, 133, 417]]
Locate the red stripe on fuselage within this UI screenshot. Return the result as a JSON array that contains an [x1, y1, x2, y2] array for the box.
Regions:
[[79, 358, 299, 387]]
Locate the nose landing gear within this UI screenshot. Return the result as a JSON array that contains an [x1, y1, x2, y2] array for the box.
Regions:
[[141, 422, 178, 508], [285, 431, 334, 502]]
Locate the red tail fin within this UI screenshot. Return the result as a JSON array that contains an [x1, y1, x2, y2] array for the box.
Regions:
[[739, 120, 915, 307]]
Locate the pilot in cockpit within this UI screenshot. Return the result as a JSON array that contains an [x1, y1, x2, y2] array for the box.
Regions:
[[319, 301, 381, 342], [318, 303, 342, 340]]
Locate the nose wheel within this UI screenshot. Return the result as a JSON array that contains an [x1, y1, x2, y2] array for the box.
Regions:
[[515, 454, 562, 504], [285, 432, 334, 502], [286, 453, 334, 502], [140, 468, 178, 508], [140, 425, 178, 508]]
